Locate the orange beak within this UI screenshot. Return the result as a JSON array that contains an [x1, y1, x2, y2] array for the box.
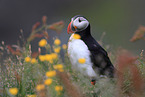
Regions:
[[67, 21, 74, 34], [91, 80, 96, 85]]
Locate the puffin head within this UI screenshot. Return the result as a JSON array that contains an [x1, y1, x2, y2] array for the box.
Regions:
[[67, 15, 89, 34]]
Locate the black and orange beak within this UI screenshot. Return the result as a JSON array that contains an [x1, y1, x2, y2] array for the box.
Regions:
[[91, 79, 96, 85], [67, 21, 73, 34], [67, 21, 78, 34]]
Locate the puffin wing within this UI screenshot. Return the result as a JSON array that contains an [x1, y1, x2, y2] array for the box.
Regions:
[[88, 39, 114, 77]]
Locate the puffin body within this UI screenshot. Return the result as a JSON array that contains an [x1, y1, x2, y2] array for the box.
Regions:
[[68, 33, 97, 79], [67, 15, 114, 85]]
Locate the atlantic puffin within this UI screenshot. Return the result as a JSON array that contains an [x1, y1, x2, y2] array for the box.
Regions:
[[67, 15, 114, 85]]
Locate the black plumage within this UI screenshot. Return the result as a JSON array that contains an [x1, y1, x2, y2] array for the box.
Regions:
[[75, 24, 114, 78], [68, 15, 115, 81]]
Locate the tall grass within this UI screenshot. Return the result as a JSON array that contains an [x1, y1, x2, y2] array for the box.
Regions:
[[0, 16, 145, 97]]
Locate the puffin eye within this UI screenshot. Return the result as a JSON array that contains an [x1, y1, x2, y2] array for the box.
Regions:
[[78, 18, 81, 22]]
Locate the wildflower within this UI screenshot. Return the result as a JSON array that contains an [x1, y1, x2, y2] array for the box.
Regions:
[[54, 38, 61, 45], [54, 47, 61, 53], [49, 60, 54, 64], [53, 64, 63, 69], [53, 65, 58, 69], [62, 44, 67, 49], [73, 34, 81, 39], [42, 16, 47, 25], [130, 25, 145, 42], [51, 53, 58, 59], [31, 52, 39, 58], [78, 58, 86, 64], [27, 94, 37, 97], [116, 49, 142, 96], [43, 31, 49, 39], [54, 64, 64, 72], [31, 58, 37, 64], [46, 70, 56, 77], [59, 69, 64, 72], [7, 45, 21, 56], [44, 78, 52, 85], [9, 88, 18, 95], [34, 34, 44, 38], [36, 84, 45, 91], [25, 57, 31, 62], [55, 86, 63, 91], [48, 21, 64, 33], [45, 54, 53, 61], [32, 22, 40, 32], [39, 55, 45, 61], [38, 39, 47, 47]]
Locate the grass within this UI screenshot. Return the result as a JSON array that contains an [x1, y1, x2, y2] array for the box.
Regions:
[[0, 16, 145, 97]]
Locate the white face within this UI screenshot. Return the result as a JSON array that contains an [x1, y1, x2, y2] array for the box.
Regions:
[[72, 17, 89, 31]]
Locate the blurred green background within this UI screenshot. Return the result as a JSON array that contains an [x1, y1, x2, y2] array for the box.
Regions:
[[0, 0, 145, 54]]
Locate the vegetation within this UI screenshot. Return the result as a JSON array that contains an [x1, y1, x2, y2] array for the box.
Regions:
[[0, 16, 145, 97]]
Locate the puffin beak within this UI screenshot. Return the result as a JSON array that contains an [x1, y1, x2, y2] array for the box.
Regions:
[[67, 21, 74, 34], [91, 79, 96, 85]]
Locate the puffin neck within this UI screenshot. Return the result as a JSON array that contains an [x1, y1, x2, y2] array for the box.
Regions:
[[75, 24, 91, 39]]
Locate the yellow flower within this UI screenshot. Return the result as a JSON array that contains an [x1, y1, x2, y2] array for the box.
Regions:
[[44, 78, 52, 85], [31, 58, 37, 64], [55, 86, 63, 91], [54, 64, 64, 72], [53, 64, 63, 69], [38, 39, 47, 47], [39, 55, 45, 61], [45, 54, 53, 61], [62, 44, 67, 49], [54, 38, 61, 45], [25, 57, 31, 62], [49, 60, 53, 64], [36, 84, 45, 91], [73, 34, 81, 39], [46, 70, 56, 77], [59, 69, 64, 72], [54, 47, 61, 53], [9, 88, 18, 95], [51, 53, 58, 59], [78, 58, 86, 64], [53, 65, 58, 69], [27, 94, 37, 97]]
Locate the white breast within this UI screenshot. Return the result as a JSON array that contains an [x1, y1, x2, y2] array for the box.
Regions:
[[67, 34, 97, 79]]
